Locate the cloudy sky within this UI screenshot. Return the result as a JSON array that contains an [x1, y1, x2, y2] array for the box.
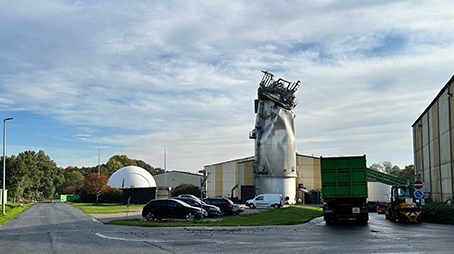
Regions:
[[1, 0, 453, 172]]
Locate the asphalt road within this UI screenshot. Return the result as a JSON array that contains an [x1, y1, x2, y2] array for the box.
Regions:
[[1, 202, 454, 253]]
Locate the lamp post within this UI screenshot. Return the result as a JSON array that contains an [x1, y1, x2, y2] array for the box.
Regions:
[[2, 117, 13, 216]]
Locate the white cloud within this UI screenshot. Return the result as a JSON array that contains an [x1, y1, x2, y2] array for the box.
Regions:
[[1, 1, 454, 171]]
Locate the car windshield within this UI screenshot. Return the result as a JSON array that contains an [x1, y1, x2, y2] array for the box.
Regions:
[[397, 186, 412, 198]]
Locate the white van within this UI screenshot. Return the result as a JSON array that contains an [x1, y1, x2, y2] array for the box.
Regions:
[[245, 194, 283, 209]]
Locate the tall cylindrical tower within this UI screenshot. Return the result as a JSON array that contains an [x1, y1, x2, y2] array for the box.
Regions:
[[249, 71, 300, 204]]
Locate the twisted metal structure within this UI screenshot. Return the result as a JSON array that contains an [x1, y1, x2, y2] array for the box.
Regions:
[[250, 71, 300, 204]]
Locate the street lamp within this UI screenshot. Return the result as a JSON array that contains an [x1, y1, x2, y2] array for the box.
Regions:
[[2, 117, 13, 216]]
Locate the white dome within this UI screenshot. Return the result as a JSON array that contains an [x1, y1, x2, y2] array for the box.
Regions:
[[108, 166, 156, 188]]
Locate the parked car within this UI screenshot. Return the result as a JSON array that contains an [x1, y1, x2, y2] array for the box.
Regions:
[[142, 198, 208, 222], [245, 194, 283, 209], [203, 197, 243, 216], [173, 197, 222, 217], [178, 194, 200, 200], [233, 204, 245, 215]]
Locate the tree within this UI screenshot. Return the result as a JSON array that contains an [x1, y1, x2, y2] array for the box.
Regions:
[[3, 156, 28, 202], [63, 186, 76, 194], [105, 160, 123, 177], [73, 154, 161, 178], [398, 164, 415, 182], [370, 161, 401, 177], [65, 166, 75, 172], [8, 150, 64, 201], [36, 150, 65, 199], [83, 173, 109, 204], [172, 183, 201, 197], [369, 163, 384, 172], [60, 170, 84, 194]]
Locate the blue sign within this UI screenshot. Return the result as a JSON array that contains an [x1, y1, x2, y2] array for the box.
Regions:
[[414, 189, 424, 198]]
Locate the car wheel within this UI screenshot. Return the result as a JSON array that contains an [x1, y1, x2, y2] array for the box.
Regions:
[[185, 212, 195, 222], [220, 209, 226, 216], [273, 204, 280, 209], [145, 212, 155, 221], [249, 203, 256, 209]]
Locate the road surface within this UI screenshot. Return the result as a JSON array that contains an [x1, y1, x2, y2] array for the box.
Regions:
[[1, 202, 454, 253]]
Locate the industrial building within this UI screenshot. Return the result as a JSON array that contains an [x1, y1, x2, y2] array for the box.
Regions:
[[154, 170, 202, 190], [204, 154, 321, 204], [412, 74, 454, 202]]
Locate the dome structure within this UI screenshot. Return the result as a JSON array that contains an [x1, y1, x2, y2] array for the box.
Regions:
[[108, 166, 157, 188]]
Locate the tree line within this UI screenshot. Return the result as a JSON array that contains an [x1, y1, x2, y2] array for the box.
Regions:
[[1, 150, 415, 203], [0, 151, 164, 202], [369, 161, 415, 182]]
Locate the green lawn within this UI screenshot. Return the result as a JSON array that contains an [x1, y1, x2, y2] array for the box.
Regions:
[[70, 202, 143, 214], [0, 202, 35, 226], [106, 205, 323, 227]]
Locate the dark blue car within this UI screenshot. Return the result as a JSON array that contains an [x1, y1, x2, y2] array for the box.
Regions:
[[142, 198, 207, 222]]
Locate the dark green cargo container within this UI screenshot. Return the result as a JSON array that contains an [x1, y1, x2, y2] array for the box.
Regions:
[[321, 155, 368, 199], [321, 155, 369, 224]]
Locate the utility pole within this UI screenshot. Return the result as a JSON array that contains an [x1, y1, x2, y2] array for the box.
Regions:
[[98, 148, 100, 174], [2, 117, 13, 216]]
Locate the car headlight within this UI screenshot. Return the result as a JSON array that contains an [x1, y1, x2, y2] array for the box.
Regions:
[[209, 207, 216, 211]]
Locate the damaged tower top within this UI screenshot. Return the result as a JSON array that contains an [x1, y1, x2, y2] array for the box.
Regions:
[[257, 71, 300, 110]]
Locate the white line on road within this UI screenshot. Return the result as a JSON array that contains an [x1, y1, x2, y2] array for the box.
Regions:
[[96, 233, 174, 243]]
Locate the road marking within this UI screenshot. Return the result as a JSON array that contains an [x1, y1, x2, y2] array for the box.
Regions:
[[96, 233, 173, 243], [96, 233, 228, 245], [92, 218, 102, 224]]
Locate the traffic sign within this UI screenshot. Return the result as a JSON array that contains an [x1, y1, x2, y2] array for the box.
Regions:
[[414, 189, 424, 198], [414, 180, 423, 189]]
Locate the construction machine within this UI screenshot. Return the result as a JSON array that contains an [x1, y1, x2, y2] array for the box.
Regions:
[[385, 185, 422, 223]]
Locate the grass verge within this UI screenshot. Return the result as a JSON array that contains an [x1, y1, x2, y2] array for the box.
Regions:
[[106, 205, 323, 227], [70, 202, 143, 214], [0, 202, 35, 226]]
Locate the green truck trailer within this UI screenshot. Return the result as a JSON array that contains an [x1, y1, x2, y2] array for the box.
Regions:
[[321, 155, 369, 224]]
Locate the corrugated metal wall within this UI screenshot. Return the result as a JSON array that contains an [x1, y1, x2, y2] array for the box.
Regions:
[[204, 155, 320, 201], [413, 76, 454, 202]]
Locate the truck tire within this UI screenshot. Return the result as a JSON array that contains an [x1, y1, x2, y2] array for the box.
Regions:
[[417, 214, 422, 223], [357, 218, 368, 225], [273, 204, 280, 209], [390, 211, 396, 222], [249, 203, 256, 209]]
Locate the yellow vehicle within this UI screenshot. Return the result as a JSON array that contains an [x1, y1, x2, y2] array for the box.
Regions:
[[385, 185, 422, 223]]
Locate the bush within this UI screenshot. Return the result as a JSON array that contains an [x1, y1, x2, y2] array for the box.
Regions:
[[422, 202, 454, 224], [172, 183, 200, 197]]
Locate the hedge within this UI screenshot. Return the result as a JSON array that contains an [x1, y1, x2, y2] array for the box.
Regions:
[[422, 202, 454, 224]]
